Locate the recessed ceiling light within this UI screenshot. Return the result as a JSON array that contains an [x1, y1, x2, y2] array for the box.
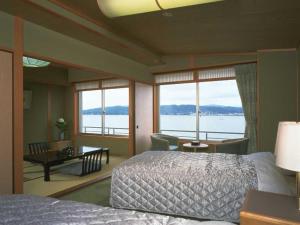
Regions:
[[97, 0, 224, 18], [23, 56, 50, 68]]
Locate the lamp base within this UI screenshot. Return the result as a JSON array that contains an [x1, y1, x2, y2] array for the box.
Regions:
[[297, 172, 300, 210]]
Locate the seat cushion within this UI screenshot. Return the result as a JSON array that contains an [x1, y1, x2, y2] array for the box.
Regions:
[[169, 145, 179, 151], [58, 161, 83, 176]]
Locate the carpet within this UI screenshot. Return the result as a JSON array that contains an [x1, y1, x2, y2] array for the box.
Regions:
[[59, 177, 111, 207]]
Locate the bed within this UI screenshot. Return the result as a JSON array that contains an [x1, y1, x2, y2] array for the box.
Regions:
[[0, 195, 235, 225], [110, 151, 293, 223]]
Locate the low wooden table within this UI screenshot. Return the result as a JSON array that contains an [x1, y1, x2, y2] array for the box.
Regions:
[[183, 142, 209, 152], [24, 146, 104, 181]]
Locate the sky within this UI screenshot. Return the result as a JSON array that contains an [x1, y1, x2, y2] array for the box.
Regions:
[[160, 80, 242, 107], [82, 88, 129, 110], [81, 80, 242, 110]]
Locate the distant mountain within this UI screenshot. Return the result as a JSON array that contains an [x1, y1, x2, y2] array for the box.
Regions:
[[160, 104, 243, 115], [83, 104, 243, 115], [83, 106, 128, 115]]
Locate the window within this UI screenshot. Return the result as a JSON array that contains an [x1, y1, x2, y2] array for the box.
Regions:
[[79, 90, 102, 134], [199, 80, 245, 140], [158, 67, 245, 140], [160, 83, 197, 139], [104, 88, 129, 135], [79, 87, 129, 136]]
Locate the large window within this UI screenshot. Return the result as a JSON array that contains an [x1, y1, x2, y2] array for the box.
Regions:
[[79, 87, 129, 136], [160, 83, 196, 139], [158, 68, 245, 141], [104, 88, 129, 135], [79, 90, 102, 134], [199, 80, 245, 140]]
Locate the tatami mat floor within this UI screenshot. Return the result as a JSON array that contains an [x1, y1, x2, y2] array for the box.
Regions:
[[23, 155, 128, 197]]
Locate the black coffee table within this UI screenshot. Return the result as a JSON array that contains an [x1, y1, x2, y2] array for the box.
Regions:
[[24, 146, 103, 181]]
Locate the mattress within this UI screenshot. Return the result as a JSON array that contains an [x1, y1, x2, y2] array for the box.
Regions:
[[0, 195, 235, 225], [111, 151, 292, 222]]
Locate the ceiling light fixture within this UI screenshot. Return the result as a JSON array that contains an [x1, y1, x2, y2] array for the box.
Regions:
[[23, 56, 50, 68], [97, 0, 223, 18]]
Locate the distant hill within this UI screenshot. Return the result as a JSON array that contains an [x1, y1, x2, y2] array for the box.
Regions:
[[160, 104, 243, 115], [83, 105, 243, 115], [83, 106, 128, 115]]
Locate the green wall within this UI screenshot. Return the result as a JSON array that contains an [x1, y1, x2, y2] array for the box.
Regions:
[[258, 50, 298, 151], [0, 11, 13, 49], [51, 85, 66, 141], [24, 66, 68, 85], [68, 68, 112, 83], [150, 54, 257, 73], [23, 21, 154, 84], [24, 82, 49, 149], [23, 81, 68, 152]]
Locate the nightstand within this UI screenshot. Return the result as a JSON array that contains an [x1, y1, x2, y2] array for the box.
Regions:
[[240, 190, 300, 225]]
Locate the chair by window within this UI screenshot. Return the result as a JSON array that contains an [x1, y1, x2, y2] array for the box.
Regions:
[[28, 142, 49, 155], [58, 149, 103, 176], [150, 133, 179, 151], [213, 138, 249, 155]]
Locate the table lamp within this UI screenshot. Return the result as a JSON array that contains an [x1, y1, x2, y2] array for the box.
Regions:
[[275, 121, 300, 210]]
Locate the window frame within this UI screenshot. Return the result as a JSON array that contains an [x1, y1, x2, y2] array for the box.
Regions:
[[156, 76, 245, 140], [77, 86, 130, 137]]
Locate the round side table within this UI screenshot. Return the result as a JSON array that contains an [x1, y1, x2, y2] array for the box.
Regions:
[[183, 143, 209, 152]]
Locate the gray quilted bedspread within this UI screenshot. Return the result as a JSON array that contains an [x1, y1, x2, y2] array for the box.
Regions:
[[111, 151, 258, 222], [0, 195, 234, 225]]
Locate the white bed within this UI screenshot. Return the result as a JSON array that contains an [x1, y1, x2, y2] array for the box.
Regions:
[[111, 151, 293, 222], [0, 195, 235, 225]]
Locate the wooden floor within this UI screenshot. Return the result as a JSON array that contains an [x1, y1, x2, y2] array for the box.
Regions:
[[23, 155, 128, 197]]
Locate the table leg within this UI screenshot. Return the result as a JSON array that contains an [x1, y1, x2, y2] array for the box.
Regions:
[[106, 150, 109, 164], [43, 164, 50, 182]]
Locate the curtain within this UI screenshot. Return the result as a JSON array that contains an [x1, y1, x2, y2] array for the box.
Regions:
[[155, 71, 193, 84], [235, 63, 257, 153], [198, 67, 235, 81], [102, 79, 129, 88]]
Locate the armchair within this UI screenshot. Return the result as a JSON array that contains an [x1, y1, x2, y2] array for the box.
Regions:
[[214, 138, 249, 155], [150, 133, 179, 151]]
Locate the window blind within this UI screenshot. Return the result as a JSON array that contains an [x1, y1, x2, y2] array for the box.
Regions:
[[102, 79, 129, 89], [198, 67, 235, 80], [155, 71, 194, 84], [75, 81, 100, 91]]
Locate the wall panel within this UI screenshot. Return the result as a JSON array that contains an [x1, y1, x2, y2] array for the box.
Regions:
[[135, 82, 153, 154], [0, 51, 13, 194], [258, 50, 298, 151]]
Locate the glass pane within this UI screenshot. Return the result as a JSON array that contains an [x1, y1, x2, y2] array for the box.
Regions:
[[159, 83, 196, 139], [79, 90, 102, 134], [104, 88, 129, 136], [199, 80, 245, 141]]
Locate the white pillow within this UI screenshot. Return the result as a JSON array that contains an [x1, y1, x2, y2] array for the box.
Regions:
[[246, 152, 293, 196]]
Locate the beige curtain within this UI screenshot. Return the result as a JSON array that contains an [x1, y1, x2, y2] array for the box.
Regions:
[[235, 63, 257, 153]]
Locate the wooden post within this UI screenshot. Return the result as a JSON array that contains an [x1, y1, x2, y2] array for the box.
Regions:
[[128, 80, 135, 156], [13, 17, 24, 194]]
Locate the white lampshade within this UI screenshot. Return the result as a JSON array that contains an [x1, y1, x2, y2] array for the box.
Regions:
[[275, 121, 300, 172], [97, 0, 223, 18]]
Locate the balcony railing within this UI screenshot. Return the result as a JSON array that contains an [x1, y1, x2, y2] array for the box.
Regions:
[[82, 126, 243, 140], [83, 126, 129, 135], [160, 129, 244, 140]]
